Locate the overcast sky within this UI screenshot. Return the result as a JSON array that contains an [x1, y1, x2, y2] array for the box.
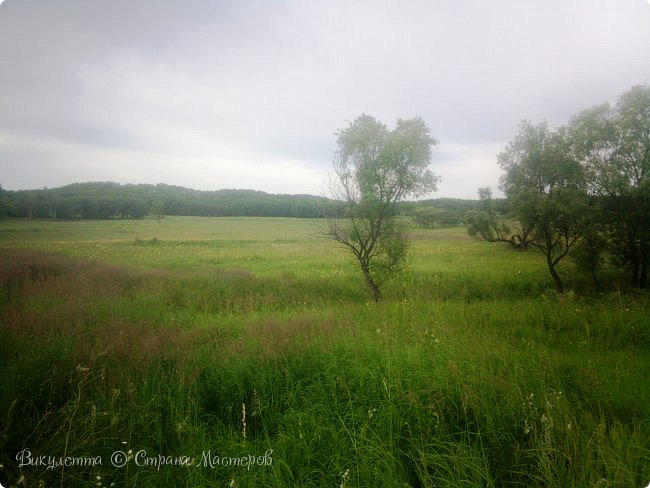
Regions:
[[1, 0, 649, 198]]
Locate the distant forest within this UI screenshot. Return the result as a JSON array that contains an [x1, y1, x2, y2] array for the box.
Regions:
[[0, 182, 501, 223]]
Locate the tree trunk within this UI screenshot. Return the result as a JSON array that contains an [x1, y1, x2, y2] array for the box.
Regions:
[[520, 229, 530, 250], [591, 269, 600, 290], [639, 237, 648, 289], [546, 254, 565, 293], [631, 253, 640, 288], [360, 264, 382, 303], [366, 277, 382, 303]]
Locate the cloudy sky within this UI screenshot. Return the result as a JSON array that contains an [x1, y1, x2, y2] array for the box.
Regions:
[[1, 0, 649, 198]]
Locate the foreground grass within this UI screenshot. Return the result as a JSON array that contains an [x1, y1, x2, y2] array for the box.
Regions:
[[0, 218, 649, 487]]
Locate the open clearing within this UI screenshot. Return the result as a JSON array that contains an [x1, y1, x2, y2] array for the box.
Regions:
[[1, 217, 648, 487]]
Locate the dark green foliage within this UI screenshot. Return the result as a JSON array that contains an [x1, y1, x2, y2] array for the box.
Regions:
[[572, 219, 607, 287], [400, 197, 503, 219], [465, 187, 512, 243], [498, 122, 588, 291], [489, 85, 650, 290], [411, 204, 479, 228], [569, 85, 650, 288], [412, 206, 438, 228], [0, 185, 9, 218], [1, 182, 343, 220]]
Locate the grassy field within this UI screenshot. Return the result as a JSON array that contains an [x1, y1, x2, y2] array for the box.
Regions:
[[1, 216, 649, 487]]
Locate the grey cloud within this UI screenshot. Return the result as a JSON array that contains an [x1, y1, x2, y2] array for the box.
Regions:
[[1, 0, 649, 197]]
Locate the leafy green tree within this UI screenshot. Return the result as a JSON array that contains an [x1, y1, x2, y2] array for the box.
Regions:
[[0, 185, 8, 218], [325, 114, 439, 302], [499, 121, 587, 292], [570, 85, 650, 288], [604, 87, 649, 288], [433, 209, 461, 226], [465, 187, 512, 243], [571, 216, 607, 287], [412, 206, 438, 228]]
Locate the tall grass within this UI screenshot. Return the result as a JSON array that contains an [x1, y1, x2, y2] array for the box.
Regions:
[[0, 218, 648, 487]]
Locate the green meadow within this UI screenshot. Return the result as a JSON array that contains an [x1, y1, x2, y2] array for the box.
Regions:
[[1, 216, 648, 487]]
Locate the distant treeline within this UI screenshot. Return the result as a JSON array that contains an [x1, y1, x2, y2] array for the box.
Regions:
[[0, 182, 493, 221], [401, 198, 507, 227], [0, 182, 343, 219]]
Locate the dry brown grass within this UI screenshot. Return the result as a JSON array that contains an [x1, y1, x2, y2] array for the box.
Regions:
[[215, 314, 344, 360], [1, 249, 349, 371], [75, 318, 205, 370], [0, 248, 138, 300], [0, 249, 205, 372]]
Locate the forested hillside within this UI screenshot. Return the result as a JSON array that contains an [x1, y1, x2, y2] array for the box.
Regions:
[[0, 182, 487, 221], [0, 182, 342, 219]]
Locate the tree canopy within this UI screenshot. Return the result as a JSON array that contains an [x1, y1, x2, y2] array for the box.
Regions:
[[498, 121, 587, 292], [325, 114, 438, 302], [478, 85, 649, 291], [569, 85, 650, 288]]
